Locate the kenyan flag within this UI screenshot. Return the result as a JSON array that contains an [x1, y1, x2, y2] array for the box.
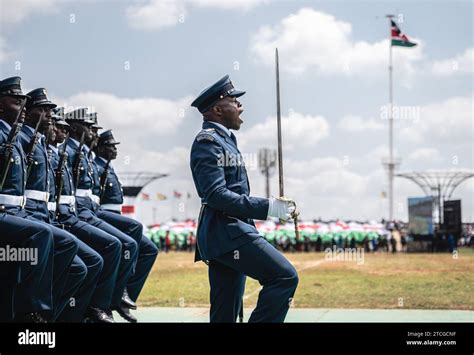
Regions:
[[391, 20, 417, 47]]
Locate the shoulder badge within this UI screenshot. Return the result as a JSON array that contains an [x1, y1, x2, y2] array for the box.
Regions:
[[196, 128, 216, 142]]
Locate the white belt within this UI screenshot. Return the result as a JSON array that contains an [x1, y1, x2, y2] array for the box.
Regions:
[[90, 195, 100, 205], [0, 194, 26, 207], [75, 189, 99, 205], [101, 203, 122, 212], [75, 189, 93, 198], [25, 190, 50, 203], [59, 195, 76, 205], [47, 202, 56, 212]]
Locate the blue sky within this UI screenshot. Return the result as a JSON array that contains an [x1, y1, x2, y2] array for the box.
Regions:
[[1, 0, 472, 224]]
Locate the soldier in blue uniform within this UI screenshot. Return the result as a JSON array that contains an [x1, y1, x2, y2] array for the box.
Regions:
[[190, 75, 299, 322], [64, 108, 139, 322], [45, 108, 121, 322], [17, 88, 85, 321], [0, 77, 54, 322], [84, 119, 149, 321], [94, 129, 159, 322]]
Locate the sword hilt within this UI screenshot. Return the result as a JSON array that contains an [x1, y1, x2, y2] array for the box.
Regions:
[[292, 211, 300, 239]]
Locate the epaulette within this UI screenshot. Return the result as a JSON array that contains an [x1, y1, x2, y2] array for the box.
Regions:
[[196, 128, 216, 142]]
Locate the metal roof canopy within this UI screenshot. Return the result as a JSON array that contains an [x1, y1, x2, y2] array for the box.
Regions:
[[396, 170, 473, 223], [117, 172, 169, 197]]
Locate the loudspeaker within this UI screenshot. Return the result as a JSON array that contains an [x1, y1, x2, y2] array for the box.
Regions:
[[443, 200, 461, 233]]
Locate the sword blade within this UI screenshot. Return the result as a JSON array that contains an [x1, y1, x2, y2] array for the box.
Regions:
[[275, 48, 284, 197], [275, 48, 300, 239]]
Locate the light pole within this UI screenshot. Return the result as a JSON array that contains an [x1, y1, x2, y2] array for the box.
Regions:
[[258, 148, 277, 198]]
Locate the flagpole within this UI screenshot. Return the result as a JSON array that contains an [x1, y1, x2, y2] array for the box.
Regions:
[[386, 14, 395, 222]]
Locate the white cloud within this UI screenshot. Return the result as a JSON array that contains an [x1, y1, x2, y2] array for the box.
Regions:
[[126, 0, 269, 30], [286, 158, 368, 196], [245, 156, 389, 220], [0, 36, 8, 63], [54, 91, 193, 136], [190, 0, 270, 10], [126, 0, 187, 30], [0, 0, 61, 25], [339, 115, 384, 132], [364, 145, 399, 164], [115, 146, 190, 177], [238, 111, 330, 152], [250, 8, 423, 77], [407, 148, 441, 162], [431, 48, 474, 76], [0, 0, 62, 64], [399, 95, 473, 144]]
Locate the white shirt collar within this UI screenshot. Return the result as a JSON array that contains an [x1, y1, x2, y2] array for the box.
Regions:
[[98, 156, 108, 164], [208, 121, 231, 137]]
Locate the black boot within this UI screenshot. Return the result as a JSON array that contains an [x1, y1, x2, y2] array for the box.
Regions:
[[113, 305, 137, 323], [121, 290, 137, 310], [85, 307, 115, 323]]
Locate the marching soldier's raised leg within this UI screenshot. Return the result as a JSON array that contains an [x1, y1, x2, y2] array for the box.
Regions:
[[190, 76, 299, 322]]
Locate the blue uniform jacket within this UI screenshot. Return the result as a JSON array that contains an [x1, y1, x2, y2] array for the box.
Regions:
[[17, 125, 51, 221], [65, 138, 98, 219], [190, 121, 269, 261], [17, 125, 50, 192], [94, 156, 123, 205], [51, 144, 76, 196], [0, 120, 27, 198], [48, 145, 77, 223], [65, 138, 93, 191], [88, 150, 101, 202]]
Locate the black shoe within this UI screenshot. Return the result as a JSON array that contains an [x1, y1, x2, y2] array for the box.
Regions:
[[16, 312, 48, 323], [121, 290, 137, 310], [113, 305, 137, 323], [85, 307, 115, 323], [105, 308, 115, 321]]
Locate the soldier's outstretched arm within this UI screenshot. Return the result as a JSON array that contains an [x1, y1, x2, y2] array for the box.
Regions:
[[191, 138, 269, 220]]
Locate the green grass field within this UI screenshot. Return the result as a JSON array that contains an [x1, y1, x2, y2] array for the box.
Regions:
[[139, 248, 474, 310]]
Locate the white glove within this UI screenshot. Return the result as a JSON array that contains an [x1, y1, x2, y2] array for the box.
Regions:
[[267, 196, 297, 222]]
